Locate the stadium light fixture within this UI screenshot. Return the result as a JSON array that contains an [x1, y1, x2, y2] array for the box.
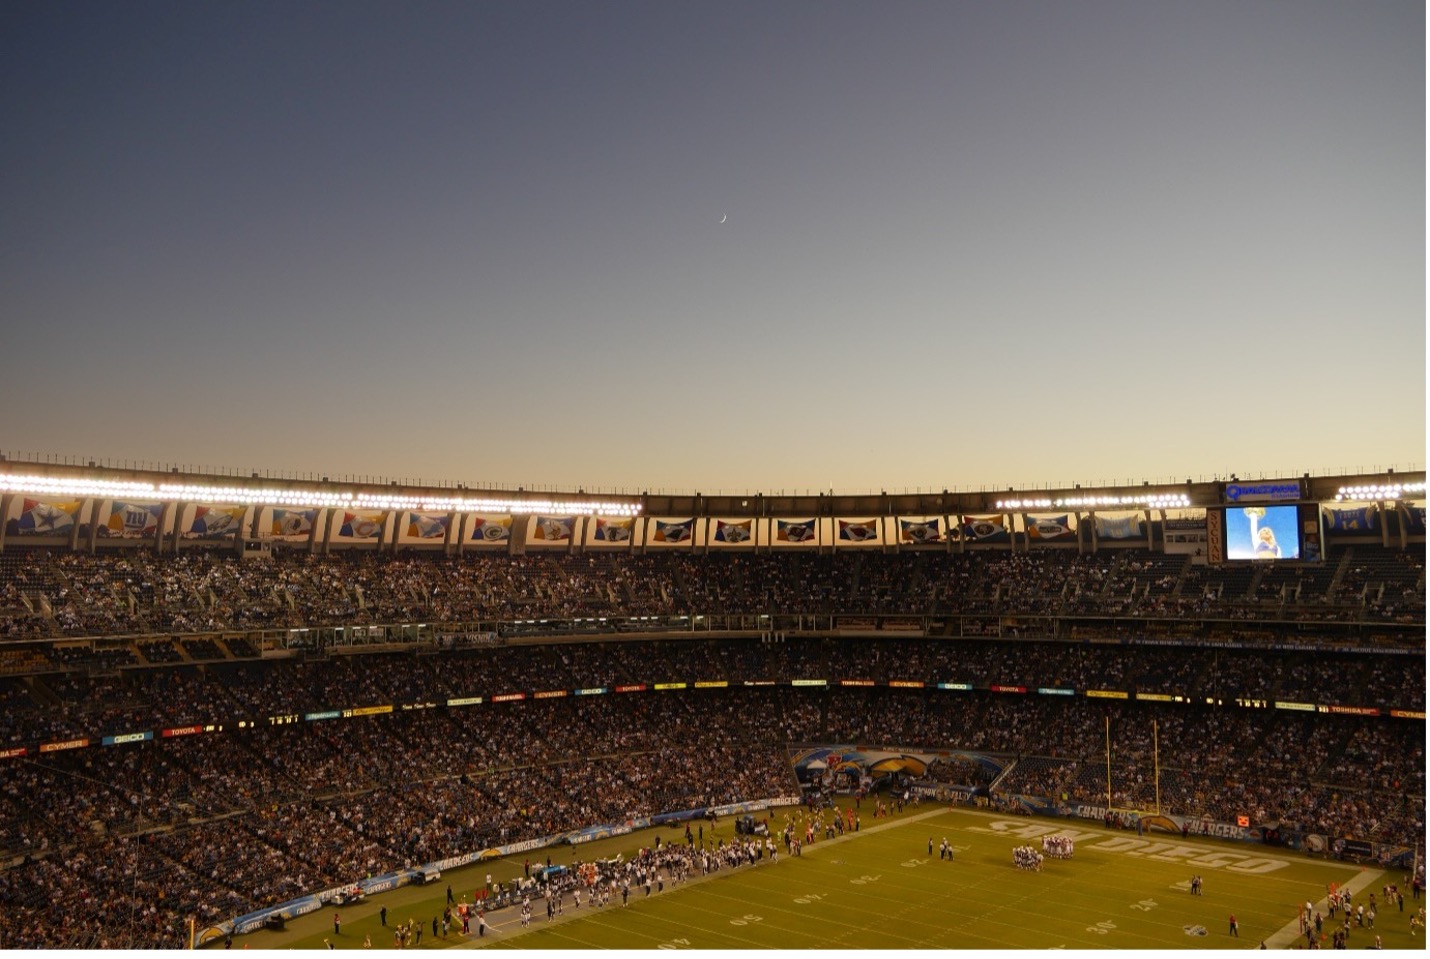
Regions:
[[1334, 482, 1425, 502]]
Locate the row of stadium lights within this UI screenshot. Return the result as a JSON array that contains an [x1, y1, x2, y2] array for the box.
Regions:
[[993, 493, 1192, 510], [0, 474, 643, 517], [1334, 483, 1425, 502]]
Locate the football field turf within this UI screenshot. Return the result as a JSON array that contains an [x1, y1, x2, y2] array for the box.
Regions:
[[254, 802, 1418, 950]]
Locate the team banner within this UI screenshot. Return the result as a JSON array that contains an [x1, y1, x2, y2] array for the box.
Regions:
[[960, 515, 1009, 542], [776, 519, 817, 543], [1025, 514, 1074, 540], [1322, 505, 1378, 532], [838, 519, 880, 542], [532, 516, 575, 541], [470, 515, 512, 543], [15, 498, 81, 535], [188, 505, 246, 539], [270, 508, 317, 539], [593, 517, 634, 542], [406, 512, 450, 540], [339, 511, 385, 539], [713, 520, 753, 544], [103, 501, 162, 538], [653, 518, 695, 543], [1094, 513, 1143, 540], [899, 519, 941, 543], [1401, 503, 1426, 536]]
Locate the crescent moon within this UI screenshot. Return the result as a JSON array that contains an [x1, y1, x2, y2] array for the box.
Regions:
[[719, 214, 727, 223]]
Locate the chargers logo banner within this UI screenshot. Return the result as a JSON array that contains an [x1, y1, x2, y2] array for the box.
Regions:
[[470, 515, 512, 542], [1323, 506, 1378, 532], [532, 516, 575, 541], [899, 519, 941, 543], [270, 509, 317, 539], [340, 511, 385, 539], [653, 519, 694, 542], [16, 499, 81, 535], [961, 515, 1008, 542], [1025, 514, 1073, 540], [714, 520, 752, 543], [594, 517, 634, 542], [776, 519, 816, 542], [838, 519, 879, 542], [1095, 513, 1144, 540], [189, 505, 245, 539], [406, 512, 449, 539], [103, 502, 162, 538]]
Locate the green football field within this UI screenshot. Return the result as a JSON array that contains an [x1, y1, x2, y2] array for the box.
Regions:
[[240, 801, 1421, 950]]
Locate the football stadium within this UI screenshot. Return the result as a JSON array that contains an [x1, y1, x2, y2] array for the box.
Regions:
[[0, 460, 1422, 950]]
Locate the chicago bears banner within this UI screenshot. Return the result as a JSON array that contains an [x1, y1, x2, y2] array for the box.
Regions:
[[714, 520, 752, 544], [776, 519, 817, 543], [339, 511, 385, 539]]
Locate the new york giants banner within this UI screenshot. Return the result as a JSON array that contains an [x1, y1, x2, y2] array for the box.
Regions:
[[1094, 513, 1144, 540], [593, 517, 634, 542], [270, 509, 317, 540], [714, 520, 752, 544], [776, 519, 817, 543], [188, 505, 246, 539], [838, 519, 879, 542], [1024, 514, 1074, 540], [899, 519, 941, 543], [406, 512, 450, 540], [1323, 505, 1378, 532], [960, 515, 1008, 542], [103, 502, 162, 538], [532, 516, 575, 541], [653, 519, 695, 543], [15, 499, 81, 536], [470, 515, 512, 543]]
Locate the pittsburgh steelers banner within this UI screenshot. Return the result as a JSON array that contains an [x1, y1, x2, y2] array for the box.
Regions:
[[838, 519, 879, 542], [899, 519, 941, 543], [776, 519, 817, 543], [1323, 505, 1378, 532], [270, 508, 317, 539], [1094, 513, 1144, 540], [103, 502, 162, 538], [15, 498, 81, 536], [594, 517, 634, 542], [470, 515, 512, 543], [339, 511, 386, 539], [532, 516, 575, 541], [188, 505, 246, 539], [406, 512, 450, 540], [714, 520, 752, 544], [653, 519, 695, 543], [960, 515, 1008, 542], [1025, 514, 1074, 540]]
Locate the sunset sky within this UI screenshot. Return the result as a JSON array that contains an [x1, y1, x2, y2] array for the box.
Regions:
[[2, 1, 1423, 494]]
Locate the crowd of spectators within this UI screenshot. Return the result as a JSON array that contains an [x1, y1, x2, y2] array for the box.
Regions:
[[0, 544, 1423, 644]]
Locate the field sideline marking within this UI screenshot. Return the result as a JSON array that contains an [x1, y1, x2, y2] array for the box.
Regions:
[[1260, 866, 1385, 949]]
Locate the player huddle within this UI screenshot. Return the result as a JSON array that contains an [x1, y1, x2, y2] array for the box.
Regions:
[[1041, 835, 1074, 859], [1012, 845, 1044, 871]]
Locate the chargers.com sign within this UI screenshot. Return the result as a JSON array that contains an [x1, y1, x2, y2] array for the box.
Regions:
[[1224, 482, 1301, 503]]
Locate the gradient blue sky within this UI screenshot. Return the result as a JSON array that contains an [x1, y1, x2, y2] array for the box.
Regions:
[[2, 0, 1423, 493]]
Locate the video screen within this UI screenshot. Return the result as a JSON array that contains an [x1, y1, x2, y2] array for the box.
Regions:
[[1224, 504, 1300, 560]]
